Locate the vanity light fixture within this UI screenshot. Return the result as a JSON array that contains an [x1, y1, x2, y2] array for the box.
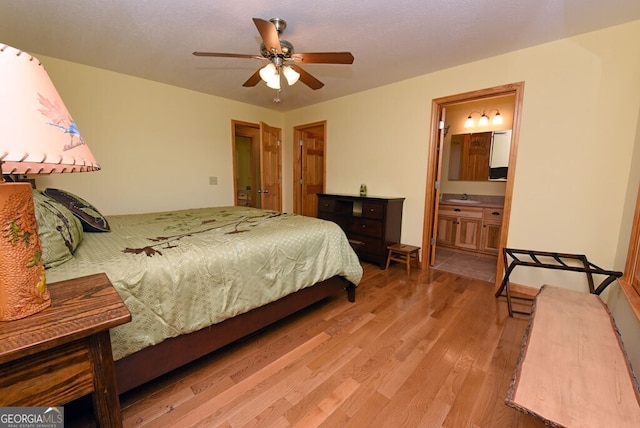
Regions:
[[464, 109, 503, 128]]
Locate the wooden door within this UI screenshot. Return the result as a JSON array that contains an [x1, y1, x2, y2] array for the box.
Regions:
[[259, 122, 282, 211], [294, 122, 326, 217], [481, 222, 502, 253], [232, 121, 260, 208], [455, 217, 482, 250], [429, 107, 447, 265], [436, 215, 456, 247], [461, 132, 492, 180]]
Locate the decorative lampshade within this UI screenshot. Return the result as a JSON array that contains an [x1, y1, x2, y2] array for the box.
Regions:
[[0, 44, 100, 320]]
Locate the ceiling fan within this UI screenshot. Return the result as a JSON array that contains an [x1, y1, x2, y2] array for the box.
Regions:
[[193, 18, 354, 91]]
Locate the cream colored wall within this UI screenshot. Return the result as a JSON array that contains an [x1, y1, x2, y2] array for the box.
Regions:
[[606, 104, 640, 371], [36, 56, 283, 215], [284, 21, 640, 267], [284, 79, 432, 247]]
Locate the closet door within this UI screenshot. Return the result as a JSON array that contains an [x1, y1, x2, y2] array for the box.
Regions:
[[259, 122, 282, 211]]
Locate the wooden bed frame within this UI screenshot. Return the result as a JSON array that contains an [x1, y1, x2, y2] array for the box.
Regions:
[[115, 276, 356, 394]]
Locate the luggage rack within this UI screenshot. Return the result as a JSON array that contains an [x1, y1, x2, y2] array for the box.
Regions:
[[495, 248, 623, 317]]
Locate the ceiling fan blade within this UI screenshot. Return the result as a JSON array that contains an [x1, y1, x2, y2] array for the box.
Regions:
[[291, 52, 354, 64], [253, 18, 282, 55], [193, 52, 262, 59], [242, 69, 262, 87], [290, 65, 324, 90]]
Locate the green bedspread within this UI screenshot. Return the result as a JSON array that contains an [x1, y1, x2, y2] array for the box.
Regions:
[[46, 206, 362, 360]]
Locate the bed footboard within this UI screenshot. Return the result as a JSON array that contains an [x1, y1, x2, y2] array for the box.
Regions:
[[115, 275, 355, 394]]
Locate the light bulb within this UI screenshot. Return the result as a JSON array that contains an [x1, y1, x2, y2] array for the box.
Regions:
[[492, 112, 503, 125], [478, 113, 489, 126], [464, 116, 474, 128], [266, 74, 281, 90], [259, 63, 276, 82], [283, 65, 300, 86]]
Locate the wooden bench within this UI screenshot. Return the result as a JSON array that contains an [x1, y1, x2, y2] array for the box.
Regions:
[[506, 284, 640, 427]]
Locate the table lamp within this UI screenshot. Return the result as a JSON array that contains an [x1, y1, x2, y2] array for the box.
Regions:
[[0, 44, 100, 320]]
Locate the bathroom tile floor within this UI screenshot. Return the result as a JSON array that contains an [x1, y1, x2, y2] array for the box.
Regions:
[[431, 247, 498, 282]]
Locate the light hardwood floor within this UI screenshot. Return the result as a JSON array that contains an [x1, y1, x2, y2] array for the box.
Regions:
[[67, 262, 544, 427]]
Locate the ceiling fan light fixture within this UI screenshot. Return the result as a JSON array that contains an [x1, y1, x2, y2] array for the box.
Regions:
[[260, 62, 281, 89], [266, 77, 280, 90], [266, 74, 281, 90], [259, 63, 277, 82], [283, 65, 300, 86], [194, 17, 354, 95]]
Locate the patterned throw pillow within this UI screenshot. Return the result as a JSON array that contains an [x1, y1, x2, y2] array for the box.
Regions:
[[43, 188, 110, 232], [32, 190, 84, 268]]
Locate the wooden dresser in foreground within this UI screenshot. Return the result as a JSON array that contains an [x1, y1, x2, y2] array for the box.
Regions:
[[317, 193, 405, 267], [0, 273, 131, 427]]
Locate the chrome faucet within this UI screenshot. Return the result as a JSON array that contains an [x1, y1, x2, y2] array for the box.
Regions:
[[462, 193, 469, 200]]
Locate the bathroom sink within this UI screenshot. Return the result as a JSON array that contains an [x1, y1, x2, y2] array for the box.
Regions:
[[445, 199, 481, 204]]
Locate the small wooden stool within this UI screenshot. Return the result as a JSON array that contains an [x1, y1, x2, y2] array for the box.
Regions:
[[385, 244, 421, 275]]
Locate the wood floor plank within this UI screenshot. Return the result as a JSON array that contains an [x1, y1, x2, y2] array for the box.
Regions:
[[68, 263, 543, 427], [152, 332, 333, 426]]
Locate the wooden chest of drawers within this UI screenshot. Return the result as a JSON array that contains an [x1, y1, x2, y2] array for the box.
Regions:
[[317, 194, 405, 267]]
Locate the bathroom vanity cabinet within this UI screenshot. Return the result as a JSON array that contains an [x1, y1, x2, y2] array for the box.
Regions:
[[437, 204, 503, 255], [480, 207, 503, 253]]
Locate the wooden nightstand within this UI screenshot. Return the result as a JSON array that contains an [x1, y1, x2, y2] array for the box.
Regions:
[[0, 273, 131, 427]]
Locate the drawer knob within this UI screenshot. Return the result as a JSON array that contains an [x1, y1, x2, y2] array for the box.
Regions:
[[492, 211, 500, 216], [454, 208, 461, 212]]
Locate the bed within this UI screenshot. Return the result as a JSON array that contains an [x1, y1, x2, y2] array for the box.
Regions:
[[36, 191, 362, 393]]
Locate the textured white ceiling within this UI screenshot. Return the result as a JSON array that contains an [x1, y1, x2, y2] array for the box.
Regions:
[[2, 0, 640, 111]]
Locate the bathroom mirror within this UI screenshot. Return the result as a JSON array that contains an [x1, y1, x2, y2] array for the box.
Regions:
[[448, 130, 512, 181]]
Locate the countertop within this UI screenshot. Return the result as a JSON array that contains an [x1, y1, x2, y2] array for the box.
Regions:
[[439, 194, 504, 209]]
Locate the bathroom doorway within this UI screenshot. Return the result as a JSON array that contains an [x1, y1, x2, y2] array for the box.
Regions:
[[421, 82, 525, 290], [232, 120, 283, 211]]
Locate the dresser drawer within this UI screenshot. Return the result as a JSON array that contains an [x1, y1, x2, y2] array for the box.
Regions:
[[439, 205, 483, 219], [483, 208, 503, 223], [348, 218, 383, 238], [348, 234, 384, 257], [318, 198, 336, 213], [362, 202, 384, 219]]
